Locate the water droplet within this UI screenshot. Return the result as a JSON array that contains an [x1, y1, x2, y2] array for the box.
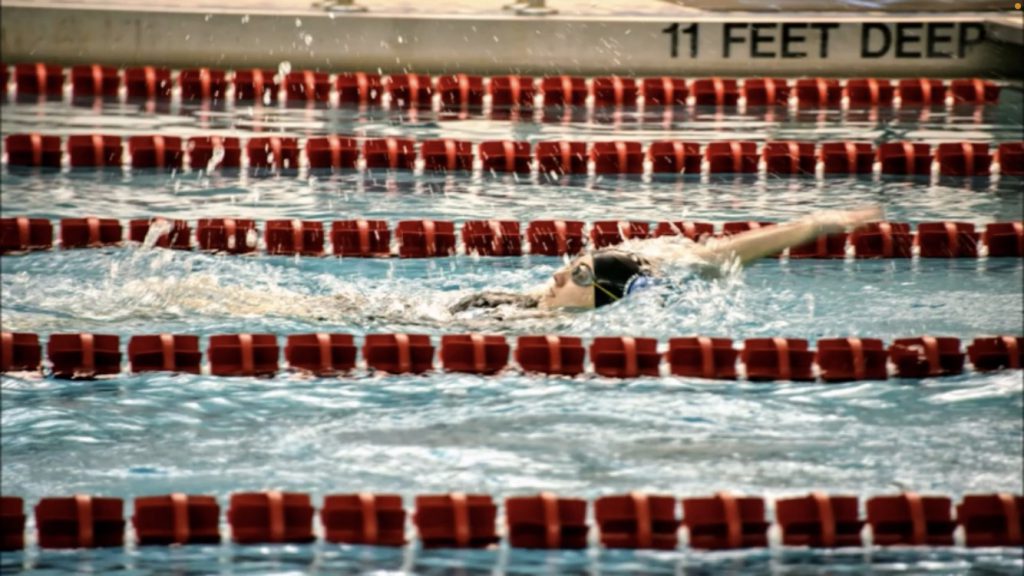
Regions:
[[303, 33, 314, 47], [204, 14, 211, 22], [241, 14, 250, 23], [397, 36, 404, 44], [278, 61, 292, 77], [295, 18, 302, 27]]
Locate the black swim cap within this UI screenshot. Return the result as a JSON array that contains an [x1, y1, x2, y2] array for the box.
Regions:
[[592, 250, 652, 307]]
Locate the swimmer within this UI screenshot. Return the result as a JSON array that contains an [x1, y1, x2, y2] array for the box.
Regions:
[[450, 206, 883, 313]]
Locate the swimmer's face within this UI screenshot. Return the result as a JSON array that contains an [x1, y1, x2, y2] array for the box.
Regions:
[[538, 254, 596, 309]]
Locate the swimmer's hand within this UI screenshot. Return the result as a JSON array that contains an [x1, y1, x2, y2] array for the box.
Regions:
[[449, 291, 539, 313], [814, 206, 884, 234]]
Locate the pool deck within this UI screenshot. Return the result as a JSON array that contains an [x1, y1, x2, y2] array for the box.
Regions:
[[1, 0, 1021, 76]]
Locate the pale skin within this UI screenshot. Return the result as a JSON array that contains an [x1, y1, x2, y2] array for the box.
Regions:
[[537, 206, 884, 309]]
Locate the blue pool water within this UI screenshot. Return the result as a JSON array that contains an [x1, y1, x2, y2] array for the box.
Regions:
[[1, 88, 1023, 574]]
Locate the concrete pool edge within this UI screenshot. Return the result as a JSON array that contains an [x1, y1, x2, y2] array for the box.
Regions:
[[1, 2, 1022, 78]]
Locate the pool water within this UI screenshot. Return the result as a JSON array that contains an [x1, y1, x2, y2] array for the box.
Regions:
[[1, 86, 1023, 574]]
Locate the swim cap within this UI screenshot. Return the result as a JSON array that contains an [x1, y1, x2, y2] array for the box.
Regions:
[[592, 250, 652, 307]]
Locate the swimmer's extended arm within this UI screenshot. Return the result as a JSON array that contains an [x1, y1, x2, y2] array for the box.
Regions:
[[686, 206, 883, 267]]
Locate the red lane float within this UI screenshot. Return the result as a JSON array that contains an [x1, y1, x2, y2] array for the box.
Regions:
[[949, 79, 1000, 105], [461, 220, 522, 256], [535, 141, 587, 176], [306, 136, 359, 170], [743, 78, 790, 107], [478, 140, 532, 173], [60, 217, 122, 249], [336, 72, 383, 106], [133, 494, 221, 545], [936, 142, 992, 177], [590, 221, 650, 248], [70, 65, 119, 99], [67, 135, 122, 168], [866, 493, 956, 546], [1, 497, 25, 551], [285, 71, 330, 103], [878, 142, 933, 175], [196, 218, 257, 253], [5, 134, 62, 168], [820, 142, 874, 175], [851, 222, 914, 259], [917, 222, 979, 258], [421, 139, 473, 172], [956, 493, 1023, 547], [125, 67, 172, 100], [775, 493, 863, 547], [741, 338, 815, 381], [489, 76, 536, 108], [14, 63, 64, 98], [1, 217, 53, 253], [0, 332, 42, 372], [666, 337, 738, 379], [364, 138, 416, 170], [692, 78, 739, 106], [845, 78, 895, 108], [591, 141, 643, 174], [396, 220, 456, 258], [654, 221, 714, 241], [440, 334, 509, 375], [540, 76, 587, 107], [997, 142, 1024, 176], [437, 74, 484, 109], [505, 493, 588, 550], [179, 68, 227, 101], [386, 74, 433, 110], [285, 333, 358, 376], [794, 78, 842, 108], [321, 493, 406, 546], [594, 493, 678, 550], [889, 337, 965, 378], [762, 141, 816, 176], [897, 78, 946, 107], [264, 220, 324, 256], [247, 137, 299, 170], [648, 141, 701, 174], [592, 76, 638, 107], [35, 496, 125, 549], [228, 492, 315, 544], [526, 220, 585, 256], [515, 336, 586, 376], [363, 334, 434, 374], [128, 334, 202, 374], [207, 334, 279, 377], [331, 219, 390, 257], [590, 336, 660, 378], [815, 338, 888, 382], [789, 233, 847, 259], [187, 136, 242, 169], [128, 135, 183, 170], [706, 141, 758, 174], [682, 493, 770, 549], [414, 494, 499, 548], [233, 69, 279, 102], [967, 336, 1022, 372], [640, 77, 687, 106], [129, 218, 191, 250]]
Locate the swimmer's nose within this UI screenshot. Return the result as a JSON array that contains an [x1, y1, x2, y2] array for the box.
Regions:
[[553, 270, 567, 288]]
